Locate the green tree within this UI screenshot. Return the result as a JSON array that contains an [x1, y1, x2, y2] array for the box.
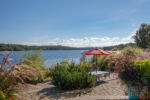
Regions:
[[133, 23, 150, 48]]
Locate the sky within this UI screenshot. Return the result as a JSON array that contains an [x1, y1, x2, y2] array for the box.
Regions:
[[0, 0, 150, 47]]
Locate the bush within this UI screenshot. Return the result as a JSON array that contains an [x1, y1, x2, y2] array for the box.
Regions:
[[135, 59, 150, 82], [51, 63, 96, 90], [133, 60, 150, 99], [99, 47, 150, 99], [106, 47, 149, 84], [0, 51, 49, 99], [0, 51, 32, 99], [105, 47, 140, 83]]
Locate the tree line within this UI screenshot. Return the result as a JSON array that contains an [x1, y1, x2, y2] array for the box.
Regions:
[[0, 43, 136, 51], [0, 44, 93, 51]]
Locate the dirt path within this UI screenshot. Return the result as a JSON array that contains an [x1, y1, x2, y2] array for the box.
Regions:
[[14, 74, 128, 100]]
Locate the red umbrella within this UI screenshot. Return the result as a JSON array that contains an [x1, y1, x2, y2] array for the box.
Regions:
[[82, 48, 111, 55], [82, 48, 111, 72]]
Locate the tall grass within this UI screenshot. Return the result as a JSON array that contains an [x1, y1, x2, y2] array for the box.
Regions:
[[0, 51, 50, 99], [23, 51, 50, 84], [0, 51, 36, 99]]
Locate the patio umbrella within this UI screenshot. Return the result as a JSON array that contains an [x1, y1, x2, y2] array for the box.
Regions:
[[82, 48, 111, 72]]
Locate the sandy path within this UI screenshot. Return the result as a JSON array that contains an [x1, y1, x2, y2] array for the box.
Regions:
[[14, 74, 128, 100]]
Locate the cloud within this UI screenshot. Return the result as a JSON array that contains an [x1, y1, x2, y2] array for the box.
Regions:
[[22, 30, 136, 47]]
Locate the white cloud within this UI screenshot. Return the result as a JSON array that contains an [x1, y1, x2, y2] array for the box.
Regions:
[[22, 30, 136, 47]]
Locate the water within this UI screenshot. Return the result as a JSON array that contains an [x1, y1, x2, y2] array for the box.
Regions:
[[41, 50, 90, 67], [0, 50, 91, 68]]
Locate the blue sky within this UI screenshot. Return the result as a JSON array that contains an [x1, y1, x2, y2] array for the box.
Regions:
[[0, 0, 150, 47]]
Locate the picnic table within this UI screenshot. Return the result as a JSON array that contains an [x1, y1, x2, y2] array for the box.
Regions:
[[90, 71, 110, 81]]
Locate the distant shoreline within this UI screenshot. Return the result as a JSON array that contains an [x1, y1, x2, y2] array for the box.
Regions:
[[0, 49, 90, 51], [0, 43, 135, 51]]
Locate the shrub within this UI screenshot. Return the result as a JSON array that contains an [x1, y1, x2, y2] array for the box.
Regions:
[[134, 60, 150, 99], [106, 47, 149, 84], [0, 51, 49, 99], [106, 47, 140, 84], [100, 47, 150, 98], [103, 53, 116, 71], [51, 63, 96, 90], [0, 51, 20, 97], [0, 51, 35, 99], [135, 59, 150, 82]]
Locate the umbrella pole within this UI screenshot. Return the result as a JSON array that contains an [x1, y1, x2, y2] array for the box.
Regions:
[[96, 55, 97, 73], [96, 55, 98, 81]]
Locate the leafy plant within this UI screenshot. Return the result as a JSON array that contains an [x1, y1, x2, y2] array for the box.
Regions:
[[135, 60, 150, 81], [51, 63, 96, 90]]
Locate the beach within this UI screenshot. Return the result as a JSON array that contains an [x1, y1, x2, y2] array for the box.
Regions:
[[14, 73, 128, 100]]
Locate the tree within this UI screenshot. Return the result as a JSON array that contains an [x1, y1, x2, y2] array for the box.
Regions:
[[133, 23, 150, 48]]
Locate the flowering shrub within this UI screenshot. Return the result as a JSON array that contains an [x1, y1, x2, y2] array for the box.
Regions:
[[23, 51, 50, 84], [105, 47, 150, 99], [0, 51, 49, 99], [89, 47, 150, 99], [0, 51, 29, 99]]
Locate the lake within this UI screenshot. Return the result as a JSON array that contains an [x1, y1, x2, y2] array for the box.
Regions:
[[41, 50, 92, 67], [0, 50, 92, 68]]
